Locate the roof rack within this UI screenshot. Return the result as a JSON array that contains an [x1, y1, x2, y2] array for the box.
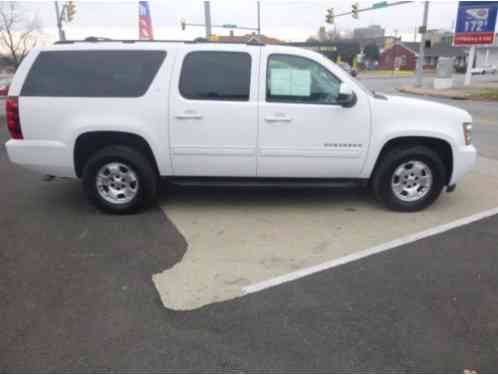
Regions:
[[54, 37, 265, 46]]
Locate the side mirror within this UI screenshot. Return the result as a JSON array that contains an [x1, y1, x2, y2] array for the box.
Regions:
[[336, 83, 356, 108]]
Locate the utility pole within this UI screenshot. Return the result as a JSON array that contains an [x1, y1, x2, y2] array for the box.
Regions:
[[204, 1, 212, 39], [54, 1, 66, 41], [257, 1, 261, 36], [415, 1, 429, 88], [182, 2, 259, 36]]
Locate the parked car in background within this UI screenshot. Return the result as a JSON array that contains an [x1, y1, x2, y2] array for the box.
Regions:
[[338, 62, 358, 77], [5, 40, 476, 214], [471, 65, 497, 75], [0, 77, 12, 97]]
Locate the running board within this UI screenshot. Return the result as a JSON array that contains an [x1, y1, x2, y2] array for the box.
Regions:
[[167, 177, 368, 189]]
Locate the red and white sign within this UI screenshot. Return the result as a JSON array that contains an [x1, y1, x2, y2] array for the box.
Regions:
[[454, 31, 495, 45], [454, 2, 498, 46]]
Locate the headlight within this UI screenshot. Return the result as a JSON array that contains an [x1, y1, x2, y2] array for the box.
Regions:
[[463, 122, 472, 145]]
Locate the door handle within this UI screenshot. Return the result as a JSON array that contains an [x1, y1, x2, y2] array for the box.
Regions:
[[264, 116, 292, 123], [175, 114, 203, 120]]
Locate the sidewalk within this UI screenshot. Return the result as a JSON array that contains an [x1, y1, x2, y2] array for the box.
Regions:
[[399, 80, 498, 101], [358, 70, 441, 80]]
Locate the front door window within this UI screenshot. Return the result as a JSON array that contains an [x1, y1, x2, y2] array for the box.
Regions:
[[266, 54, 341, 105]]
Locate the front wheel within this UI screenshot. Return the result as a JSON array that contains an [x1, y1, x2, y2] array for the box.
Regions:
[[82, 145, 158, 214], [371, 146, 447, 212]]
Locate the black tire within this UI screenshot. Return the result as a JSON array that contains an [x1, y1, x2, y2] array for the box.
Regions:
[[82, 145, 158, 214], [371, 146, 447, 212]]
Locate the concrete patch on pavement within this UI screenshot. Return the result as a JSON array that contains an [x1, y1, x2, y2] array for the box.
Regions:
[[154, 157, 498, 311]]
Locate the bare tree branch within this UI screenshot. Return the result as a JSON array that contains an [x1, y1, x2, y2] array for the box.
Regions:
[[0, 2, 43, 68]]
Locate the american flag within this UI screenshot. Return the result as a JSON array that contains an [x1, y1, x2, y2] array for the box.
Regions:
[[139, 1, 154, 40]]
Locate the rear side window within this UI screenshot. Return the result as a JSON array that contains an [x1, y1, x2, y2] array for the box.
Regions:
[[179, 51, 251, 101], [21, 50, 166, 97]]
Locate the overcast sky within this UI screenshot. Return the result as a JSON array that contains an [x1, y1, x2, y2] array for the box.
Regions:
[[20, 0, 466, 44]]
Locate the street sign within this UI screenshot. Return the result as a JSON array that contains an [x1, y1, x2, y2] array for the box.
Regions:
[[222, 24, 237, 28], [454, 1, 498, 45], [373, 1, 388, 9]]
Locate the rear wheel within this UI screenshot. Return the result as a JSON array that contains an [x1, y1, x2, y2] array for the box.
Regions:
[[82, 145, 158, 214], [372, 146, 447, 212]]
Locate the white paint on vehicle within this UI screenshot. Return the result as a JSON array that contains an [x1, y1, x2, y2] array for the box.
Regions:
[[6, 42, 475, 188]]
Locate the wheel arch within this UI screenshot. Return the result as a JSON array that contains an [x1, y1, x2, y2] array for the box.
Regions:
[[74, 131, 160, 178], [370, 136, 453, 185]]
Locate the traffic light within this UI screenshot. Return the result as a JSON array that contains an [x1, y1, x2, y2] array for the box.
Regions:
[[352, 2, 359, 19], [325, 8, 335, 24], [180, 19, 186, 31], [66, 1, 76, 22]]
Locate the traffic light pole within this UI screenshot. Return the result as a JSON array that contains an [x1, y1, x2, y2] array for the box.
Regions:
[[257, 1, 261, 36], [333, 1, 412, 18], [415, 1, 429, 88], [182, 22, 258, 32], [204, 1, 212, 39], [54, 1, 66, 41]]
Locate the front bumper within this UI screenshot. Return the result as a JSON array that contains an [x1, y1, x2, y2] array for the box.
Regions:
[[449, 144, 477, 186]]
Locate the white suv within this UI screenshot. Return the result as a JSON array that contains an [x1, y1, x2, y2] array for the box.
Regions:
[[5, 40, 477, 214]]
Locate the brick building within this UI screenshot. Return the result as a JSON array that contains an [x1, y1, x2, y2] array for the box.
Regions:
[[378, 43, 417, 70]]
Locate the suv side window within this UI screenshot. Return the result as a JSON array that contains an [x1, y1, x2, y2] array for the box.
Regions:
[[179, 51, 251, 101], [21, 50, 166, 97], [267, 54, 341, 105]]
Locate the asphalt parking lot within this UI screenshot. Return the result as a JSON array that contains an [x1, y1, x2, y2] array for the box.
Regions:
[[2, 77, 498, 372]]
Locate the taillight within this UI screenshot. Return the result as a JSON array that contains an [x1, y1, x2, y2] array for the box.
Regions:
[[6, 96, 23, 139]]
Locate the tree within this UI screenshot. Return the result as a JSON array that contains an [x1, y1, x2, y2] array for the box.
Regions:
[[0, 2, 42, 68], [363, 43, 380, 62]]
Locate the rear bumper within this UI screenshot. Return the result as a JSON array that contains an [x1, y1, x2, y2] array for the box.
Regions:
[[5, 139, 76, 178], [449, 144, 477, 186]]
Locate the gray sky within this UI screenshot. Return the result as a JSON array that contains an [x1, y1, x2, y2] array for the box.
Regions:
[[21, 0, 464, 43]]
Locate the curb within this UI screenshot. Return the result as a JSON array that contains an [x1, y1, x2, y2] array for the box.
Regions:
[[397, 86, 469, 100], [359, 75, 415, 80]]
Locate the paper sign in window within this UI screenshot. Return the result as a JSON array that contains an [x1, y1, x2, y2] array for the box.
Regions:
[[270, 68, 311, 97], [290, 70, 311, 96], [270, 69, 291, 95]]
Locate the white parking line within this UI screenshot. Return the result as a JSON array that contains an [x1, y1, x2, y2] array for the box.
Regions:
[[242, 206, 498, 295]]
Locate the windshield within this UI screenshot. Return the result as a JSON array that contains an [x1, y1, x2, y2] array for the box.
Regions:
[[346, 71, 376, 97]]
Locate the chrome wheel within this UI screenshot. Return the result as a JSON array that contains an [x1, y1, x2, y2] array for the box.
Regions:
[[96, 162, 139, 205], [391, 161, 433, 203]]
